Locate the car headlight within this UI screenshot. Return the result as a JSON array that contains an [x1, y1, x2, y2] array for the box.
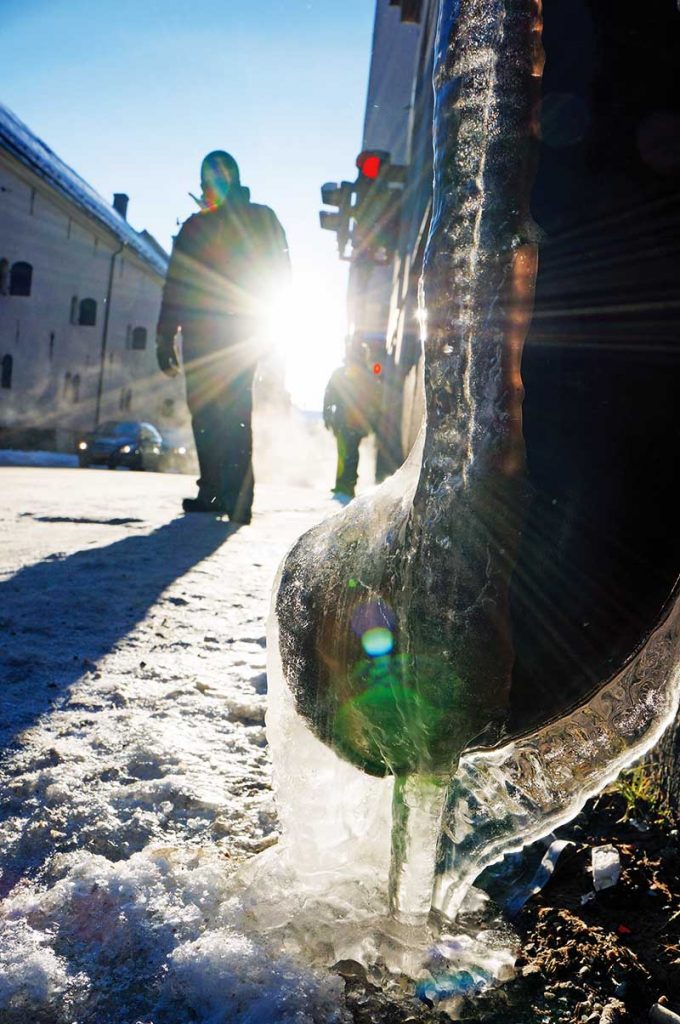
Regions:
[[177, 446, 186, 455], [78, 441, 88, 451], [120, 444, 132, 454]]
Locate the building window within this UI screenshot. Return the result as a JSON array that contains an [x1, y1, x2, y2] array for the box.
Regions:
[[9, 261, 32, 296], [131, 326, 147, 350], [1, 354, 12, 389], [390, 0, 423, 22], [49, 331, 55, 359], [78, 297, 97, 326], [0, 259, 9, 295], [70, 296, 79, 323], [62, 372, 80, 403]]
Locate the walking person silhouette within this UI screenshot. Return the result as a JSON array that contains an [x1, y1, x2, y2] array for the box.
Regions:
[[323, 343, 381, 499]]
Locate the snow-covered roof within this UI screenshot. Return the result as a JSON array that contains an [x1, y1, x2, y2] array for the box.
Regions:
[[0, 103, 168, 277]]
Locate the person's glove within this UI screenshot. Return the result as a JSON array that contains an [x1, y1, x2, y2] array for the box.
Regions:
[[156, 335, 180, 377]]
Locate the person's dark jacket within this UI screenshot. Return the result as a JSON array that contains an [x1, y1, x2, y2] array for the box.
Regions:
[[157, 188, 289, 340], [323, 363, 379, 437]]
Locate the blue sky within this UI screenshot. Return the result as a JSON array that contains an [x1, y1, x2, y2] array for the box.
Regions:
[[1, 0, 376, 406]]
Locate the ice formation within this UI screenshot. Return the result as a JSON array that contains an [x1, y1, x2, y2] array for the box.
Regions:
[[269, 0, 680, 939]]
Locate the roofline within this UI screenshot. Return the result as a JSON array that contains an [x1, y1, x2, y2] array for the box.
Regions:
[[0, 103, 168, 277], [0, 148, 165, 282]]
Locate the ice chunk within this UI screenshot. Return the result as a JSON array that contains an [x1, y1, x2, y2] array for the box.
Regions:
[[591, 845, 622, 892]]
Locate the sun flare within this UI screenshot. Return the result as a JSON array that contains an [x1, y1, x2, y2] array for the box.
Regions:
[[263, 268, 347, 410]]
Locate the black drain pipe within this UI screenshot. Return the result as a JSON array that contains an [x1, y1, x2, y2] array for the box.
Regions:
[[95, 241, 125, 428]]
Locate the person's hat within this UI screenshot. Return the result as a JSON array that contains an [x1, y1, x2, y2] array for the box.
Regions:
[[200, 151, 241, 188]]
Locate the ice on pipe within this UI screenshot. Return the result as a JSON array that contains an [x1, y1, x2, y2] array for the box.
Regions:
[[270, 0, 539, 925], [268, 0, 680, 942]]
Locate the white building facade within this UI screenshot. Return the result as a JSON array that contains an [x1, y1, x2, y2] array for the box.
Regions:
[[0, 104, 185, 450]]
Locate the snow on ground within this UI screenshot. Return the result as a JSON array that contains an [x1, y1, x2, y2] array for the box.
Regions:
[[0, 460, 367, 1024]]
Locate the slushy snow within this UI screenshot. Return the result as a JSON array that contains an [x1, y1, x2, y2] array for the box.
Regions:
[[0, 435, 361, 1023]]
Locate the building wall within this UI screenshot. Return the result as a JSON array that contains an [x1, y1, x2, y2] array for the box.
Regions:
[[0, 149, 185, 447], [351, 0, 424, 346], [362, 0, 422, 165], [351, 0, 437, 472]]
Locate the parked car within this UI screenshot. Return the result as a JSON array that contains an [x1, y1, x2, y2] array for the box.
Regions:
[[159, 428, 197, 474], [77, 420, 163, 471]]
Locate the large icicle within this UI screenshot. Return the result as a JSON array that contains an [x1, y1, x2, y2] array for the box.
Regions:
[[270, 0, 543, 926], [268, 0, 680, 931]]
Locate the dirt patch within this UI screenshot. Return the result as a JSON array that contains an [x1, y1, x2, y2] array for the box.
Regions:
[[459, 790, 680, 1023], [335, 790, 680, 1023]]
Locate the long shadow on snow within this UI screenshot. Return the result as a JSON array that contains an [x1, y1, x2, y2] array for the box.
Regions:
[[0, 514, 235, 749]]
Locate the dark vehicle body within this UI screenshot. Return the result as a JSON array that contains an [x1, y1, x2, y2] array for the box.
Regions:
[[77, 420, 163, 471]]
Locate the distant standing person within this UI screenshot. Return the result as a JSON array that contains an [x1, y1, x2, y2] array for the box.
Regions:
[[323, 347, 380, 499], [156, 151, 290, 521]]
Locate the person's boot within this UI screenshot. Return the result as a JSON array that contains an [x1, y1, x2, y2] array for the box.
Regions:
[[229, 509, 251, 525], [182, 490, 227, 514]]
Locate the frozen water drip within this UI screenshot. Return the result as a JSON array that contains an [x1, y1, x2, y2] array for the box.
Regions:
[[266, 0, 680, 990]]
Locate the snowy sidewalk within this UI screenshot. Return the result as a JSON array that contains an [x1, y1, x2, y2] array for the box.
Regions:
[[0, 467, 351, 1024]]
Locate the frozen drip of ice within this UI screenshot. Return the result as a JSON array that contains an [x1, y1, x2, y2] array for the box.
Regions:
[[267, 0, 680, 953], [269, 0, 542, 930]]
